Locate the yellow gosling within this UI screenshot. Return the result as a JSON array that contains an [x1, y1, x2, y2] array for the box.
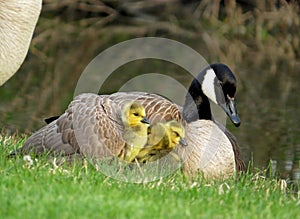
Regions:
[[136, 120, 187, 163], [119, 102, 150, 162]]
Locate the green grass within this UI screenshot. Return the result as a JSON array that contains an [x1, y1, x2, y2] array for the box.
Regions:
[[0, 136, 299, 219]]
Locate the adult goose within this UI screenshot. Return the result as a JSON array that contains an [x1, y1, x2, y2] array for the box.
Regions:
[[0, 0, 42, 86], [18, 63, 244, 178], [180, 63, 245, 177]]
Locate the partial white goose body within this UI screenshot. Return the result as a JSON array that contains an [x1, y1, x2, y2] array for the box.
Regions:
[[0, 0, 42, 85], [178, 120, 236, 178]]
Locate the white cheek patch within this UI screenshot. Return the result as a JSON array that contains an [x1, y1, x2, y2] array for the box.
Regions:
[[202, 69, 218, 104]]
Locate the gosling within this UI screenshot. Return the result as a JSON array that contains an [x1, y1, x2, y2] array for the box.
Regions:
[[119, 101, 150, 162], [136, 120, 187, 163]]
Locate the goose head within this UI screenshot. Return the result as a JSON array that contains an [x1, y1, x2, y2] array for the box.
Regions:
[[122, 102, 150, 128], [165, 120, 187, 148], [183, 63, 241, 127]]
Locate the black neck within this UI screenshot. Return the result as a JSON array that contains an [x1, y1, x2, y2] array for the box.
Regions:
[[182, 78, 212, 123]]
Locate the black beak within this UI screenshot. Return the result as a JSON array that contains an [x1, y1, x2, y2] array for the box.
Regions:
[[141, 117, 150, 124], [221, 95, 241, 127], [179, 137, 188, 146]]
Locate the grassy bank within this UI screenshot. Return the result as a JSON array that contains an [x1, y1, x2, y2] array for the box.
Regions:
[[1, 136, 299, 219]]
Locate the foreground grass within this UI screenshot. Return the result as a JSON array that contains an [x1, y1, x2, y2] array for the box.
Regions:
[[0, 136, 299, 219]]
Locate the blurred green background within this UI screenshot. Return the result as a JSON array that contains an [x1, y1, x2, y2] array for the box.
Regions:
[[0, 0, 299, 180]]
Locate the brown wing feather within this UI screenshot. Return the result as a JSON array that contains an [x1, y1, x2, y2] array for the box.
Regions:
[[223, 127, 246, 172], [59, 93, 126, 159], [109, 92, 183, 123], [21, 119, 78, 156], [20, 93, 127, 160]]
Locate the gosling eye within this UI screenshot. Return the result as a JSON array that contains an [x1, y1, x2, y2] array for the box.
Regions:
[[133, 112, 139, 116], [173, 132, 180, 137]]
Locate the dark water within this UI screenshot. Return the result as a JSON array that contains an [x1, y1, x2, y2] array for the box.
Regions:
[[233, 65, 300, 182]]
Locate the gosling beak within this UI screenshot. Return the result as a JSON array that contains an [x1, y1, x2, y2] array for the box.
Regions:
[[179, 137, 188, 146], [221, 95, 241, 127], [141, 117, 150, 124]]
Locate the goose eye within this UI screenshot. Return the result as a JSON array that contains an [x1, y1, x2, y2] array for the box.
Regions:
[[133, 112, 139, 116]]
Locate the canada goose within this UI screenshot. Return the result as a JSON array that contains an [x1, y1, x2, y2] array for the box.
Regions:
[[181, 63, 246, 176], [118, 102, 150, 162], [17, 63, 244, 179], [136, 120, 187, 163], [0, 0, 42, 86]]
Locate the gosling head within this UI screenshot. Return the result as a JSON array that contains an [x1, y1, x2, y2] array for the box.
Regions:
[[122, 101, 150, 127], [165, 120, 187, 148]]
